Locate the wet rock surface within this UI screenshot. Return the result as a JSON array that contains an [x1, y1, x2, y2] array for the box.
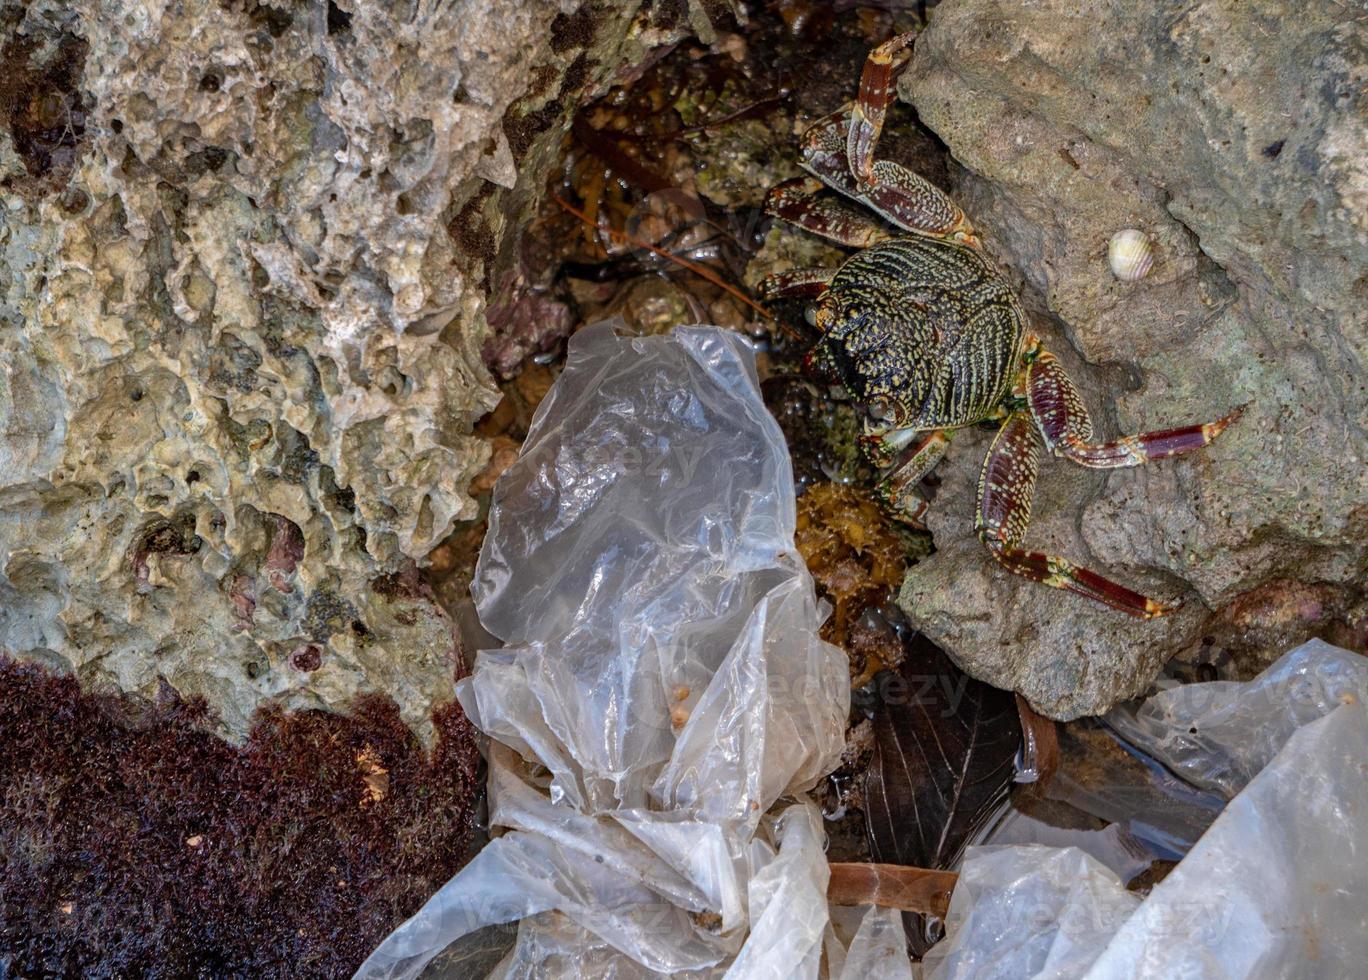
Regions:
[[898, 0, 1368, 717], [0, 0, 651, 740]]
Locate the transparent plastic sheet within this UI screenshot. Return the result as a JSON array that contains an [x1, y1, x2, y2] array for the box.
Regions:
[[924, 642, 1368, 979], [489, 915, 666, 980], [1086, 703, 1368, 978], [1045, 725, 1226, 860], [480, 802, 833, 980], [978, 809, 1154, 885], [722, 803, 831, 979], [922, 846, 1141, 980], [355, 323, 855, 979], [482, 892, 910, 980], [832, 907, 916, 980], [1105, 638, 1368, 797]]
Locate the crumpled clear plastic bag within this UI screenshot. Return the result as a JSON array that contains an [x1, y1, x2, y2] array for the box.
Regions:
[[1105, 638, 1368, 797], [978, 809, 1154, 885], [922, 846, 1141, 980], [1045, 723, 1226, 860], [355, 323, 861, 979], [838, 908, 918, 980], [926, 640, 1368, 980], [1087, 701, 1368, 977]]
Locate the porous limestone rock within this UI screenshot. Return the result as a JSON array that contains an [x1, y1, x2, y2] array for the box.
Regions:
[[897, 0, 1368, 717], [0, 0, 652, 740]]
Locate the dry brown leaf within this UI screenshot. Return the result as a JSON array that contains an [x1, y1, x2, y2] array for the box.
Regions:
[[865, 635, 1020, 954]]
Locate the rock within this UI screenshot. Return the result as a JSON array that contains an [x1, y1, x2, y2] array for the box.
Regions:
[[897, 0, 1368, 717], [0, 0, 653, 740], [899, 416, 1208, 719]]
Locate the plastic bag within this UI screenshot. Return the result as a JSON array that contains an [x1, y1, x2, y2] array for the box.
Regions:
[[1106, 638, 1368, 797], [979, 809, 1154, 885], [355, 323, 856, 979], [923, 846, 1141, 980], [1087, 702, 1368, 977], [926, 641, 1368, 979], [832, 907, 917, 980], [1045, 723, 1226, 860]]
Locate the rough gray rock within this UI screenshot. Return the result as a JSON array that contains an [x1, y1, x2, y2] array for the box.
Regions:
[[0, 0, 653, 740], [897, 0, 1368, 717]]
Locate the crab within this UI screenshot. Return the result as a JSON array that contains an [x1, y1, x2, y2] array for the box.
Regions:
[[759, 32, 1242, 619]]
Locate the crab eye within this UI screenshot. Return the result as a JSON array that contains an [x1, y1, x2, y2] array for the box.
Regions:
[[867, 396, 894, 423], [805, 304, 819, 327]]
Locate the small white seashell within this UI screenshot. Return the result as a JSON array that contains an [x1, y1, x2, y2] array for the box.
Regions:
[[1108, 229, 1155, 281]]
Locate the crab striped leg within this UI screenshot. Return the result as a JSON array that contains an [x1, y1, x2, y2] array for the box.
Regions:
[[1026, 351, 1244, 468], [848, 31, 918, 185], [875, 429, 952, 528], [976, 414, 1179, 618], [758, 267, 834, 301], [798, 110, 971, 241], [765, 177, 891, 248], [791, 31, 975, 242]]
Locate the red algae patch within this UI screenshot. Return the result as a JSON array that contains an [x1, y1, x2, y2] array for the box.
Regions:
[[0, 658, 481, 977]]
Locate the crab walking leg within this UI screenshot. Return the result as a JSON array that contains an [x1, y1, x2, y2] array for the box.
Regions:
[[872, 428, 951, 525], [799, 112, 972, 240], [765, 177, 891, 248], [866, 161, 977, 241], [859, 419, 921, 467], [1026, 351, 1244, 468], [802, 340, 843, 383], [796, 30, 973, 240], [758, 267, 834, 301], [976, 414, 1179, 618], [848, 31, 919, 186]]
